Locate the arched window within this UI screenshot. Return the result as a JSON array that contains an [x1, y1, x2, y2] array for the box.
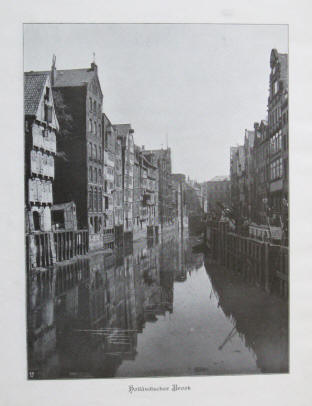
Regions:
[[99, 124, 101, 138], [89, 166, 92, 182], [88, 142, 92, 158], [94, 167, 97, 184], [94, 101, 96, 113], [89, 187, 93, 211], [94, 188, 98, 211], [94, 145, 97, 160], [89, 119, 93, 133], [94, 121, 97, 135], [98, 189, 102, 212], [99, 146, 102, 162], [98, 169, 102, 184]]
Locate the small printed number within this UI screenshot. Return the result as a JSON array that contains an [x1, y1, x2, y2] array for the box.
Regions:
[[29, 371, 35, 378]]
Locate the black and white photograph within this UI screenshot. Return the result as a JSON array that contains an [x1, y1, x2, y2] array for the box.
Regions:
[[23, 23, 289, 380]]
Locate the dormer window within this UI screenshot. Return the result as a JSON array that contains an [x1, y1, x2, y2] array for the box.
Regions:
[[44, 104, 52, 123]]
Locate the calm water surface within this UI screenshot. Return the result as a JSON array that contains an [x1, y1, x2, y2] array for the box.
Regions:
[[27, 231, 288, 379]]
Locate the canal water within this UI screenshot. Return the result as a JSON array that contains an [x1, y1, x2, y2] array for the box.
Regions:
[[27, 231, 288, 379]]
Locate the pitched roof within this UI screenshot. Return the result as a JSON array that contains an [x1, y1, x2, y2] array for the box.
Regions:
[[24, 71, 49, 116], [53, 68, 95, 87]]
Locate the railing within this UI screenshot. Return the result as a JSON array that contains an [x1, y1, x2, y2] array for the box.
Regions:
[[26, 229, 88, 270]]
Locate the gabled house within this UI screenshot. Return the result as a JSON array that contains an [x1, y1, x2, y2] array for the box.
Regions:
[[24, 71, 59, 232]]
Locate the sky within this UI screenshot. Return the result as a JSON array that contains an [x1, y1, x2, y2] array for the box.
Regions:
[[24, 24, 288, 182]]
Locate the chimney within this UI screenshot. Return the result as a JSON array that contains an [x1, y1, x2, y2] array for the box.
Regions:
[[51, 54, 57, 86], [91, 62, 97, 73]]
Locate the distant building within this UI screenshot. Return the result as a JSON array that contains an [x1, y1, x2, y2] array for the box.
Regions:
[[114, 124, 135, 237], [132, 146, 159, 240], [172, 174, 188, 231], [144, 148, 173, 229], [244, 130, 255, 221], [24, 71, 58, 233], [206, 176, 230, 213], [230, 146, 246, 216]]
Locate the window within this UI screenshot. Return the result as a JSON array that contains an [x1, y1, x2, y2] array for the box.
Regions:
[[44, 104, 52, 123], [89, 119, 93, 133], [94, 167, 97, 183], [45, 87, 50, 101], [94, 121, 97, 135], [98, 169, 102, 184], [98, 189, 102, 212], [89, 187, 93, 210], [89, 166, 92, 182], [99, 146, 102, 161], [94, 101, 96, 113], [94, 188, 98, 211], [89, 97, 92, 111], [94, 145, 97, 160]]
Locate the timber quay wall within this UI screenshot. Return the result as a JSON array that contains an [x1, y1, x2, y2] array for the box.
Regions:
[[26, 229, 88, 271], [205, 221, 288, 299]]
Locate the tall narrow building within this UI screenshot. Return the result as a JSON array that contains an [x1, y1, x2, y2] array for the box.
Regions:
[[144, 148, 173, 231], [50, 57, 104, 250], [267, 49, 288, 227], [114, 124, 135, 238]]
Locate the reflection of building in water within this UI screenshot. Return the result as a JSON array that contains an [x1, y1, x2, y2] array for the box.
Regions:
[[204, 261, 288, 373], [28, 233, 201, 379], [27, 257, 89, 377]]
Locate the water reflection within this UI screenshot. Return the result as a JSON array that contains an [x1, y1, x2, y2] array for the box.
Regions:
[[27, 232, 288, 379]]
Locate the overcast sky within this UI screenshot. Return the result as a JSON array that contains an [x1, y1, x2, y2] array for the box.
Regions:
[[24, 24, 288, 182]]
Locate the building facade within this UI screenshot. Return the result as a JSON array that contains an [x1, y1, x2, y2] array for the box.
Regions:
[[268, 49, 289, 224], [51, 58, 104, 250], [144, 148, 173, 229], [24, 71, 58, 233], [102, 113, 116, 249], [253, 120, 270, 225], [114, 124, 135, 237], [172, 174, 188, 232], [206, 176, 231, 213]]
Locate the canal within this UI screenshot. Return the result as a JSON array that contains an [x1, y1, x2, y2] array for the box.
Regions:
[[27, 231, 288, 379]]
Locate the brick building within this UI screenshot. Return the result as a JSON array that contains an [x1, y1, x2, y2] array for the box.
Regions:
[[24, 71, 58, 233]]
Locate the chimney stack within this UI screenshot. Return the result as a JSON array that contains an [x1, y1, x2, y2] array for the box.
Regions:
[[51, 54, 57, 86]]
